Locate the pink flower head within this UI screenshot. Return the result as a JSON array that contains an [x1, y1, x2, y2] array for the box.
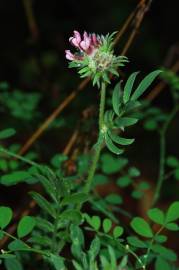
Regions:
[[66, 30, 101, 61]]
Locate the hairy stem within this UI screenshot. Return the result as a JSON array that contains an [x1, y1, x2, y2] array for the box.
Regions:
[[144, 226, 164, 268], [84, 82, 106, 194], [50, 212, 59, 254], [153, 105, 179, 205]]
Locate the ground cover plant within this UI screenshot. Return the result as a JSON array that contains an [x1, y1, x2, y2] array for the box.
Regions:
[[0, 1, 179, 269]]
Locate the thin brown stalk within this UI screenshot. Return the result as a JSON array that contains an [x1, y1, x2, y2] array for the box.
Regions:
[[22, 0, 39, 40], [18, 78, 90, 155], [121, 0, 152, 55], [63, 129, 79, 156]]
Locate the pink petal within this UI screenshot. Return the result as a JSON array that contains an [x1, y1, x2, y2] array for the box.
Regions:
[[80, 40, 86, 51], [71, 37, 80, 48], [80, 31, 91, 51], [73, 30, 81, 43], [92, 33, 98, 46], [65, 50, 75, 61], [83, 31, 89, 39]]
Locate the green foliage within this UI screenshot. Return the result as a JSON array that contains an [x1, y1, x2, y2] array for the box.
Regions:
[[147, 208, 165, 225], [30, 191, 56, 218], [141, 105, 168, 131], [103, 70, 161, 155], [130, 217, 153, 238], [0, 207, 13, 229], [166, 156, 179, 181], [61, 192, 89, 206], [0, 171, 31, 186], [0, 129, 16, 140], [166, 201, 179, 223], [112, 226, 123, 238], [102, 219, 112, 233], [131, 70, 162, 101], [155, 257, 171, 270], [49, 254, 65, 270], [0, 89, 41, 121], [105, 193, 123, 205], [4, 258, 23, 270], [160, 68, 179, 100], [17, 216, 36, 238], [100, 153, 128, 174]]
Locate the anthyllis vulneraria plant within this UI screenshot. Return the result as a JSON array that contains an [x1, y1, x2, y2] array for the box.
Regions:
[[65, 30, 129, 87], [66, 30, 161, 196]]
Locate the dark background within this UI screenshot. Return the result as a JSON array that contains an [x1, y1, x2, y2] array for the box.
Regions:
[[0, 0, 178, 84]]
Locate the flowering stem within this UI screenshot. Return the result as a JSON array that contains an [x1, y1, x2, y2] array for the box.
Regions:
[[99, 82, 106, 128], [152, 105, 179, 205], [84, 82, 106, 194]]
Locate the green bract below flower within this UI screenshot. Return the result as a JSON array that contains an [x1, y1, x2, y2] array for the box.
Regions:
[[65, 31, 129, 87]]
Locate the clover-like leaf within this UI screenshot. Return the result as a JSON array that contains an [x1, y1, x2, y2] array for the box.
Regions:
[[102, 218, 112, 233], [130, 217, 153, 238], [0, 206, 13, 229], [0, 128, 16, 140], [17, 216, 36, 238], [166, 201, 179, 223], [113, 226, 124, 238], [147, 208, 165, 225]]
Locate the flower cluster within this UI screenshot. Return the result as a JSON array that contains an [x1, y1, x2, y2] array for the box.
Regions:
[[65, 31, 128, 87], [65, 31, 101, 61]]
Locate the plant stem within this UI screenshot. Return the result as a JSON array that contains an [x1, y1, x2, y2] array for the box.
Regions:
[[84, 82, 106, 194], [2, 230, 49, 257], [144, 226, 164, 268], [152, 130, 165, 205], [0, 147, 40, 168], [51, 180, 62, 254], [152, 105, 179, 205], [99, 82, 106, 129], [51, 212, 59, 254], [128, 248, 145, 269]]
